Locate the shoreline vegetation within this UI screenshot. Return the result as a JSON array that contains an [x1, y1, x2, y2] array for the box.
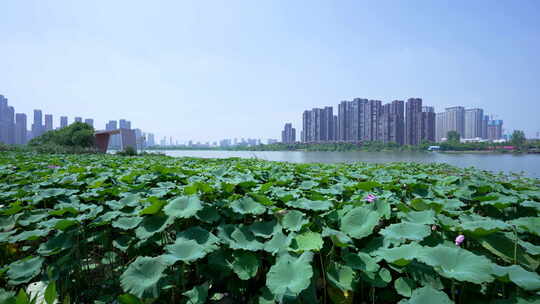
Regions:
[[0, 151, 539, 303], [146, 140, 540, 154]]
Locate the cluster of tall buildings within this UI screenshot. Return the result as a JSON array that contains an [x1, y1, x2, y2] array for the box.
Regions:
[[436, 107, 503, 141], [281, 123, 296, 143], [0, 94, 156, 149], [284, 97, 505, 146], [0, 95, 94, 145], [294, 98, 435, 145]]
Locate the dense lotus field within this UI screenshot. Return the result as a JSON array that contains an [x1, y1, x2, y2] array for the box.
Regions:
[[1, 152, 540, 304]]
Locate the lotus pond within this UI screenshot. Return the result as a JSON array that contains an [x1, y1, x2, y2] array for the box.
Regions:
[[1, 152, 540, 304]]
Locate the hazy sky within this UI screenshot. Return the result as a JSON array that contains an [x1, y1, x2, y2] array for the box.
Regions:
[[1, 1, 539, 141]]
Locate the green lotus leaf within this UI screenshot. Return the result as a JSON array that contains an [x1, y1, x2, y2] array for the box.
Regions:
[[510, 217, 540, 237], [118, 194, 141, 207], [521, 200, 540, 211], [18, 211, 49, 226], [196, 205, 221, 223], [38, 231, 73, 256], [177, 226, 220, 251], [163, 195, 203, 219], [230, 197, 266, 215], [418, 245, 495, 284], [291, 231, 324, 252], [481, 195, 517, 209], [231, 251, 260, 280], [398, 286, 452, 304], [266, 252, 314, 297], [54, 219, 78, 231], [285, 198, 333, 211], [340, 206, 380, 240], [281, 210, 308, 232], [492, 265, 540, 291], [375, 243, 425, 266], [9, 229, 49, 243], [264, 229, 293, 255], [379, 222, 431, 245], [342, 252, 380, 273], [95, 211, 123, 223], [135, 215, 173, 240], [394, 277, 415, 298], [182, 282, 209, 304], [322, 227, 353, 247], [113, 235, 133, 252], [120, 256, 167, 298], [249, 220, 279, 238], [218, 225, 264, 251], [112, 216, 143, 230], [326, 262, 357, 291], [139, 199, 166, 215], [299, 180, 318, 189], [400, 210, 436, 225], [7, 256, 44, 285], [477, 233, 539, 271], [0, 230, 16, 242], [460, 219, 510, 236], [49, 207, 79, 216], [162, 238, 207, 265]]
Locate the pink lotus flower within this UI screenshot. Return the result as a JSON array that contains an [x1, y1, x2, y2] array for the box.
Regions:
[[455, 234, 465, 246], [364, 194, 377, 203], [431, 225, 437, 231], [47, 165, 60, 169]]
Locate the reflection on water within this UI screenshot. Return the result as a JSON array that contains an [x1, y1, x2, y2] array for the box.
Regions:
[[144, 150, 540, 178]]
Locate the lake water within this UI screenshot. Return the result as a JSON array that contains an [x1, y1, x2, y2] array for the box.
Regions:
[[145, 150, 540, 178]]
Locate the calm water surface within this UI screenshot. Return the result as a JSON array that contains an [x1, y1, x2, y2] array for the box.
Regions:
[[146, 150, 540, 178]]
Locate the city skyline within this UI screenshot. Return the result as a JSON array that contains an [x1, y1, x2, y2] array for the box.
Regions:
[[1, 1, 539, 141]]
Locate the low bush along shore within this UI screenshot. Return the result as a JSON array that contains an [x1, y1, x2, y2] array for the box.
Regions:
[[1, 151, 539, 303]]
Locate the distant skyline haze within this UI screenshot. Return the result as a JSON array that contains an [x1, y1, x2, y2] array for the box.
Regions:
[[1, 0, 539, 140]]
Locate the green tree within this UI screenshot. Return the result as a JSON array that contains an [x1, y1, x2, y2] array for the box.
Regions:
[[447, 131, 461, 143], [29, 122, 95, 148], [511, 130, 526, 148]]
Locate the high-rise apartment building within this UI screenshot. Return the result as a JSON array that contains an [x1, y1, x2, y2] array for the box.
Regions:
[[0, 95, 9, 144], [464, 108, 484, 139], [321, 107, 334, 141], [337, 101, 349, 141], [482, 115, 489, 139], [32, 110, 44, 139], [15, 113, 27, 145], [379, 100, 404, 145], [444, 106, 465, 137], [436, 112, 446, 142], [106, 120, 120, 149], [362, 100, 381, 141], [147, 133, 155, 146], [84, 119, 94, 128], [487, 120, 503, 140], [60, 116, 68, 128], [74, 117, 82, 123], [281, 123, 296, 143], [119, 119, 131, 130], [405, 98, 423, 145], [419, 107, 436, 143], [44, 114, 53, 131]]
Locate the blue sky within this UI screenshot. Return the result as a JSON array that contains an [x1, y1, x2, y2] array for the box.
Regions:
[[1, 1, 539, 141]]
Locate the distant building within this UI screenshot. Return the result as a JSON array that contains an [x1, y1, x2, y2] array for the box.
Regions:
[[84, 119, 94, 128], [419, 107, 436, 143], [32, 110, 44, 139], [464, 108, 484, 139], [60, 116, 68, 128], [106, 120, 120, 149], [281, 123, 296, 143], [14, 113, 27, 145], [74, 117, 82, 123], [488, 120, 503, 140], [119, 119, 131, 130], [435, 112, 446, 142], [147, 133, 155, 146], [444, 106, 465, 138], [378, 100, 404, 145], [0, 95, 8, 144], [405, 98, 423, 145], [482, 115, 489, 139], [44, 114, 53, 131]]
